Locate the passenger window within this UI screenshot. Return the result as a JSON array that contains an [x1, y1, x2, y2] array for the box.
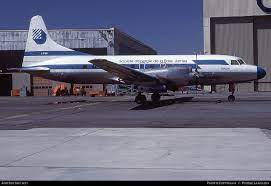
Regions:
[[140, 64, 144, 69], [161, 63, 167, 68], [149, 64, 155, 69], [231, 60, 239, 65]]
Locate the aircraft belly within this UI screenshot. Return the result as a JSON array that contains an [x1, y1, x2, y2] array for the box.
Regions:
[[32, 65, 258, 87], [39, 70, 116, 84], [197, 65, 258, 85], [198, 71, 257, 84]]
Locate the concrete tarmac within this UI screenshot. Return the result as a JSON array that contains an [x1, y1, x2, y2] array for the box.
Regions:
[[0, 93, 271, 180], [0, 93, 271, 129]]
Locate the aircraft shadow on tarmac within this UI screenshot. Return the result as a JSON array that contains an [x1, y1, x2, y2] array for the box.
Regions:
[[131, 97, 194, 110]]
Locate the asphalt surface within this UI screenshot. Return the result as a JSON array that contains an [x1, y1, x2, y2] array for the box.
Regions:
[[0, 93, 271, 129], [1, 93, 271, 180]]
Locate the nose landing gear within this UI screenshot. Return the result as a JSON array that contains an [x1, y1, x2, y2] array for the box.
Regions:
[[228, 83, 236, 102], [228, 95, 235, 102]]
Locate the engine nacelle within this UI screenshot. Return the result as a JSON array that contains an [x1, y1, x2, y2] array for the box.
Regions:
[[146, 67, 199, 86]]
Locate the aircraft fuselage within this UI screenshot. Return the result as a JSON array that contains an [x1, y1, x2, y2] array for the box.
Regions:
[[25, 54, 264, 86]]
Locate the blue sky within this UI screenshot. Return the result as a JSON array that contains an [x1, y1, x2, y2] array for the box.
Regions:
[[0, 0, 203, 54]]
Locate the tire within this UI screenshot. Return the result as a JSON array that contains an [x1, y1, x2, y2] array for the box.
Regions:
[[135, 95, 147, 104], [151, 93, 161, 103], [228, 95, 235, 102]]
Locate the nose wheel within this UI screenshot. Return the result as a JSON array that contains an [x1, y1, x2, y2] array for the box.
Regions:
[[228, 83, 236, 102], [228, 95, 235, 102], [135, 93, 147, 104]]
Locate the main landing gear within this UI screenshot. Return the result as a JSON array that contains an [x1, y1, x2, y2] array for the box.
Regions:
[[228, 83, 236, 102], [151, 92, 161, 103], [135, 92, 161, 104], [135, 93, 147, 104]]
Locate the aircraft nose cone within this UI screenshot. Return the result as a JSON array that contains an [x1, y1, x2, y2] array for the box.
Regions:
[[257, 67, 266, 79]]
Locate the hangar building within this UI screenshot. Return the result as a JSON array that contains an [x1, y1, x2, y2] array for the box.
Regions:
[[204, 0, 271, 92], [0, 27, 156, 96]]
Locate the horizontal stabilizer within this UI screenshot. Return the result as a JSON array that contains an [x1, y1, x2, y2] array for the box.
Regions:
[[4, 67, 50, 74]]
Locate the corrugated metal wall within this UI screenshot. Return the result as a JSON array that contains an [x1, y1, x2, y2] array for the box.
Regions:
[[0, 28, 156, 55], [0, 31, 27, 50], [213, 20, 254, 65], [212, 18, 255, 92], [211, 16, 271, 92], [256, 17, 271, 91], [114, 28, 157, 55], [204, 0, 271, 92], [0, 30, 112, 53], [203, 0, 271, 54], [204, 0, 270, 18]]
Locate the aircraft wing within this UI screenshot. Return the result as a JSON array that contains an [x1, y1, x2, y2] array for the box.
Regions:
[[89, 59, 159, 84]]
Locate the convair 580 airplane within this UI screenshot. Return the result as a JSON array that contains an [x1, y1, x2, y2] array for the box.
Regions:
[[14, 15, 266, 104]]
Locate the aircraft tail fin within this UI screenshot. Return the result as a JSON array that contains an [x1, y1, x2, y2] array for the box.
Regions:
[[22, 15, 74, 67]]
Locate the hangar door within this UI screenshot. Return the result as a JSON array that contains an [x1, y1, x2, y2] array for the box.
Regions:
[[211, 18, 254, 92], [0, 74, 12, 96], [255, 17, 271, 91]]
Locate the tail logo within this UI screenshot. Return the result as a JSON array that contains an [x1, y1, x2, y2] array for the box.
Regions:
[[257, 0, 271, 13], [32, 29, 47, 44]]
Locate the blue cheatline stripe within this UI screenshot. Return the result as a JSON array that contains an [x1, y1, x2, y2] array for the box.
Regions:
[[34, 63, 198, 70], [24, 51, 91, 56], [38, 64, 95, 69], [166, 64, 198, 69], [193, 60, 228, 65]]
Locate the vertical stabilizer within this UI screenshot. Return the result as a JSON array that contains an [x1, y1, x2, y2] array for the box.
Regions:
[[22, 15, 74, 67]]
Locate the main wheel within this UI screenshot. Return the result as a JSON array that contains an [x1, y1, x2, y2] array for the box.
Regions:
[[135, 95, 147, 104], [151, 93, 161, 103], [228, 95, 235, 102]]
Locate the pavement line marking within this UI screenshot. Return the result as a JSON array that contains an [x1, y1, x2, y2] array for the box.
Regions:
[[0, 102, 100, 121], [2, 165, 271, 172], [3, 128, 103, 167], [59, 102, 99, 110], [2, 114, 29, 120], [110, 97, 132, 102]]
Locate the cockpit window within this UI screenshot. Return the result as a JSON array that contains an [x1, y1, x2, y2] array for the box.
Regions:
[[238, 59, 246, 65], [238, 59, 245, 65], [231, 60, 240, 65]]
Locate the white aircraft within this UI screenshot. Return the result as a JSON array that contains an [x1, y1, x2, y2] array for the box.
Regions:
[[13, 15, 266, 104]]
